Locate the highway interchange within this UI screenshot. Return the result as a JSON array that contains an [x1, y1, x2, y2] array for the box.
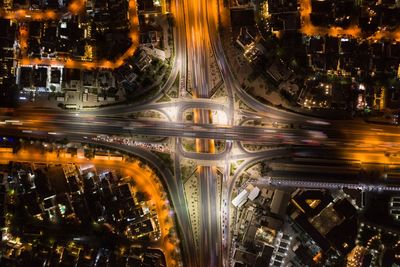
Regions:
[[2, 0, 400, 266]]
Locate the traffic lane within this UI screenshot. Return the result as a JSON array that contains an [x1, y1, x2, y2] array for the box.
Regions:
[[199, 166, 219, 267], [187, 0, 219, 265], [6, 117, 400, 147], [1, 110, 299, 139], [8, 104, 400, 141]]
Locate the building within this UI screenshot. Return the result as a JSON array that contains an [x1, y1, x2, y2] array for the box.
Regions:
[[270, 189, 290, 218], [232, 189, 250, 208], [289, 189, 358, 260], [233, 249, 257, 266], [248, 186, 260, 201]]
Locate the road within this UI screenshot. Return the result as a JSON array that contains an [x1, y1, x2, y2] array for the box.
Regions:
[[6, 112, 400, 150], [183, 0, 221, 264], [170, 0, 202, 265], [4, 76, 400, 267]]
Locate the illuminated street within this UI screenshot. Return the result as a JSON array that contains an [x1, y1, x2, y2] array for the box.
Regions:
[[3, 0, 139, 69], [299, 0, 400, 41]]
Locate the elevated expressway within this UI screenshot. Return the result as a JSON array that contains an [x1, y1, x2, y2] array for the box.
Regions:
[[4, 0, 400, 265], [183, 0, 221, 264]]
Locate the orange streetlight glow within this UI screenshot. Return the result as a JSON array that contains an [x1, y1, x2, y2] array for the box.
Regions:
[[1, 149, 180, 267], [299, 0, 400, 41], [0, 0, 140, 70]]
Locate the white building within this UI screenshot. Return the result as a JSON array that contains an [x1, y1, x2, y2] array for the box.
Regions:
[[232, 189, 249, 208]]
